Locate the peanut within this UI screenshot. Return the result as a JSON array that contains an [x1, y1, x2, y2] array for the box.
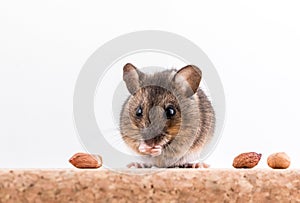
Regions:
[[233, 152, 262, 168]]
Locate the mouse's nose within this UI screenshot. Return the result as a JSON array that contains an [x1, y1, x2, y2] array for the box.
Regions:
[[141, 106, 166, 139]]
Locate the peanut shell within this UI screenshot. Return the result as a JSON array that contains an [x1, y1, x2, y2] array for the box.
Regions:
[[267, 152, 290, 169]]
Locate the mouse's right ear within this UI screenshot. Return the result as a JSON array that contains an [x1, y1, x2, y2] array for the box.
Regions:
[[123, 63, 145, 95]]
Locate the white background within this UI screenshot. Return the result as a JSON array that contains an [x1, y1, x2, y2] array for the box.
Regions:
[[1, 0, 300, 168]]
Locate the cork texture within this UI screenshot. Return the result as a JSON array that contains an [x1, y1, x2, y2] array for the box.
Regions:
[[0, 169, 299, 202]]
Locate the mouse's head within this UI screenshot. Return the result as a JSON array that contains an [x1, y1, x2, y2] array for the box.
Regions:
[[120, 63, 202, 151]]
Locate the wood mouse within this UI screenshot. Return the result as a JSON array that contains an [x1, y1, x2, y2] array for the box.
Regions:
[[120, 63, 215, 168]]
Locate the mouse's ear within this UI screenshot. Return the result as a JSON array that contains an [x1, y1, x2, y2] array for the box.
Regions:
[[123, 63, 145, 95], [173, 65, 202, 97]]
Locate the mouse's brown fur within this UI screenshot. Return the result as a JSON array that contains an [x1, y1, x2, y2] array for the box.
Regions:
[[120, 63, 215, 168]]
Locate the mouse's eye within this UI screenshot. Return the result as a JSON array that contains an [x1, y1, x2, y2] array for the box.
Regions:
[[165, 105, 176, 119], [135, 106, 143, 118]]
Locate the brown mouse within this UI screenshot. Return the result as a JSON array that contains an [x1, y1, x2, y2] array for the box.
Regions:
[[120, 63, 215, 168]]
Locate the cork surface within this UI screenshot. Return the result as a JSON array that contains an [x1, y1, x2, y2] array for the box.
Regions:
[[0, 169, 299, 202]]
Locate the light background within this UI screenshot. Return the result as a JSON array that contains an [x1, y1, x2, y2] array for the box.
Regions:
[[0, 0, 300, 168]]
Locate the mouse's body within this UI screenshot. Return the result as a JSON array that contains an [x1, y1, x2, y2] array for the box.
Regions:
[[120, 63, 215, 168]]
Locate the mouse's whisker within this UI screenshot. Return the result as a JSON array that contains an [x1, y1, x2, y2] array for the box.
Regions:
[[165, 143, 176, 156], [114, 137, 140, 143], [120, 134, 143, 142]]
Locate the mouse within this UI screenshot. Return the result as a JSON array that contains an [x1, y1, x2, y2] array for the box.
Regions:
[[120, 63, 215, 168]]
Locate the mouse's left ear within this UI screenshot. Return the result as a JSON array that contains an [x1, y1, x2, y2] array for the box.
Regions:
[[173, 65, 202, 97], [123, 63, 145, 95]]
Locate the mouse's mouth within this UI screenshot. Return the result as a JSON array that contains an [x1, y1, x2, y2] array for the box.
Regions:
[[143, 133, 172, 148], [138, 133, 174, 157]]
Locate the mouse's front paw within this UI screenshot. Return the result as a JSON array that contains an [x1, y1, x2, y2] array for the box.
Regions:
[[138, 143, 162, 157], [127, 162, 152, 168], [150, 145, 162, 157]]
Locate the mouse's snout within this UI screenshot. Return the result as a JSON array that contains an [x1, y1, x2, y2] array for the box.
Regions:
[[148, 106, 165, 125], [140, 106, 167, 145]]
